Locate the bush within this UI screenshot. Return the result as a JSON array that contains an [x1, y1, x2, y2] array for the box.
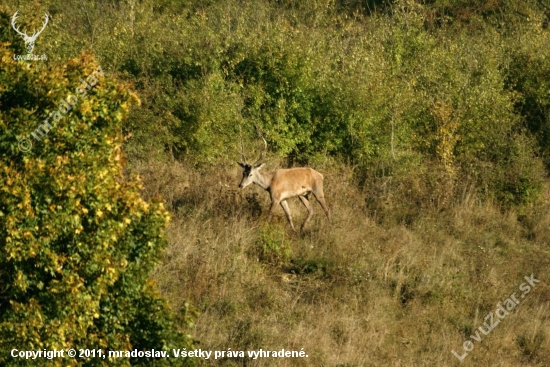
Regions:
[[253, 224, 292, 267], [9, 0, 549, 208], [0, 38, 194, 366]]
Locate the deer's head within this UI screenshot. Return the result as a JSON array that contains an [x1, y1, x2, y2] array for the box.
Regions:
[[237, 162, 266, 189], [237, 135, 267, 189]]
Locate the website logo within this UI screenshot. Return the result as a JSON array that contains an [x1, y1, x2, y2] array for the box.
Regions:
[[11, 10, 48, 61]]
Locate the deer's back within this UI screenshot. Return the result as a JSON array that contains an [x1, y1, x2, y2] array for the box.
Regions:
[[270, 167, 323, 200]]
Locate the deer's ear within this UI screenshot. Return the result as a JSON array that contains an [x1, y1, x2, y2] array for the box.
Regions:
[[256, 163, 266, 170], [237, 162, 246, 168]]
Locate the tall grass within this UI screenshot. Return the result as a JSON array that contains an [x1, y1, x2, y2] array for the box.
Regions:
[[131, 158, 550, 366]]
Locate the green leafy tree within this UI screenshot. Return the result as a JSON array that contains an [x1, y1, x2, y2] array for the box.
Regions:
[[0, 36, 194, 366]]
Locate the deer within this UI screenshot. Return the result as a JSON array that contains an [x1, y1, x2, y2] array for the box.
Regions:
[[11, 11, 49, 54], [237, 136, 331, 232]]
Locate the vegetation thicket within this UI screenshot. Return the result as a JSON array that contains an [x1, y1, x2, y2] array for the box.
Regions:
[[1, 0, 550, 365], [0, 20, 194, 366]]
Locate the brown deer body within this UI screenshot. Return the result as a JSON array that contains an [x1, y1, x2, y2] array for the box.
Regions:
[[237, 138, 330, 232]]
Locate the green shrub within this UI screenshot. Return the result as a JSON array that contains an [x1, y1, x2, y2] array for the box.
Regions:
[[0, 39, 194, 366], [253, 224, 292, 267], [11, 0, 549, 209]]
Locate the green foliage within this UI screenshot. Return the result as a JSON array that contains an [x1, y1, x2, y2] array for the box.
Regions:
[[253, 224, 291, 267], [288, 258, 330, 277], [504, 23, 550, 170], [4, 0, 550, 207], [0, 38, 194, 365], [488, 136, 545, 206]]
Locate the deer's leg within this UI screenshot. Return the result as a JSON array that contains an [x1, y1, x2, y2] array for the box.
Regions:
[[268, 199, 280, 223], [298, 195, 314, 231], [280, 200, 296, 232], [312, 187, 331, 222]]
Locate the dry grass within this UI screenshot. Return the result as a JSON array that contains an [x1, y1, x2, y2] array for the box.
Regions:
[[131, 158, 550, 366]]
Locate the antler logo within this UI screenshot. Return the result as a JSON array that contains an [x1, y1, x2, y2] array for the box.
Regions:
[[11, 11, 49, 54]]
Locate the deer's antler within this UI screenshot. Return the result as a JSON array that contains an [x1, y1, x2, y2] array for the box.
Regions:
[[238, 134, 249, 165], [251, 135, 267, 166]]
